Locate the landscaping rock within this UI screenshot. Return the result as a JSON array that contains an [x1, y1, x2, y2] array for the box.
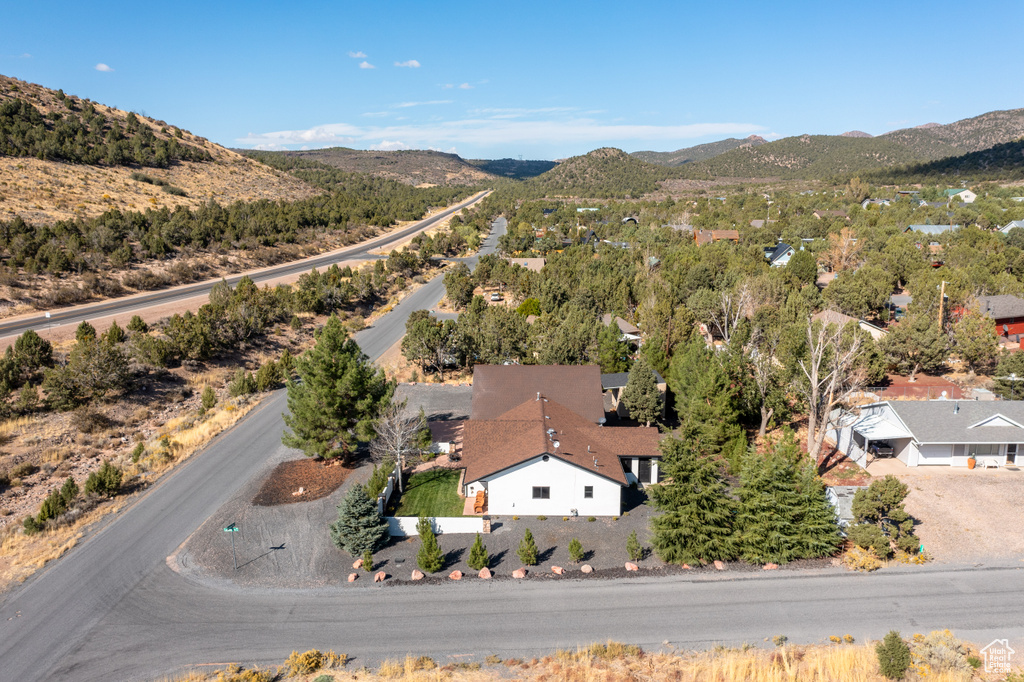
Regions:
[[478, 568, 492, 579], [625, 562, 639, 571], [682, 564, 692, 570], [373, 571, 386, 583], [714, 560, 725, 571], [348, 573, 358, 582], [551, 565, 564, 575], [763, 563, 779, 570], [411, 570, 425, 581], [580, 564, 593, 573], [352, 559, 363, 570], [449, 570, 463, 581], [512, 568, 528, 579]]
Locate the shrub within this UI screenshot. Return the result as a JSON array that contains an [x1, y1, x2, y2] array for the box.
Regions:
[[75, 320, 97, 343], [626, 530, 643, 561], [772, 635, 788, 647], [849, 523, 892, 558], [290, 315, 302, 330], [10, 462, 38, 478], [517, 528, 538, 565], [844, 545, 882, 572], [84, 461, 122, 497], [587, 516, 596, 522], [416, 516, 444, 572], [468, 533, 489, 570], [362, 549, 373, 572], [127, 315, 148, 333], [568, 537, 584, 563], [201, 386, 217, 411], [364, 459, 393, 500], [877, 630, 911, 680], [131, 442, 145, 463], [23, 515, 45, 534], [254, 361, 282, 392], [282, 649, 345, 676], [537, 515, 547, 521], [228, 369, 257, 396], [103, 321, 126, 345], [910, 629, 971, 676]]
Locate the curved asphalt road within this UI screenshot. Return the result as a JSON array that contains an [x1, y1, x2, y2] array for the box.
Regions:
[[3, 214, 1024, 680], [0, 190, 490, 340]]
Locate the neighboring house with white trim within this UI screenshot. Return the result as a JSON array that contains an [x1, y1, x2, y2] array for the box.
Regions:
[[944, 188, 977, 203], [812, 310, 888, 341], [460, 365, 662, 516], [764, 242, 796, 267], [833, 400, 1024, 468], [999, 220, 1024, 234]]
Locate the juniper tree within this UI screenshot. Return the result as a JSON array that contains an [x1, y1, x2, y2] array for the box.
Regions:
[[283, 315, 395, 462], [620, 356, 661, 426], [850, 475, 920, 555], [626, 530, 643, 562], [103, 321, 126, 345], [84, 461, 122, 498], [126, 315, 148, 333], [75, 321, 97, 343], [329, 484, 389, 557], [200, 386, 217, 411], [568, 537, 585, 563], [467, 533, 489, 570], [416, 516, 444, 572], [649, 437, 736, 565], [876, 630, 911, 680], [517, 528, 538, 566]]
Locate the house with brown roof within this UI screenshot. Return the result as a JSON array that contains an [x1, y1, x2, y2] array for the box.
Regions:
[[694, 229, 739, 246], [461, 365, 662, 516]]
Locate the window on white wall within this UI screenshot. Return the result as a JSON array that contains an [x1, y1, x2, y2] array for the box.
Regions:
[[968, 444, 1000, 458], [532, 486, 550, 499], [583, 486, 593, 498]]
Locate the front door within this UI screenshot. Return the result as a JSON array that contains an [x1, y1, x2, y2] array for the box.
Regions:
[[637, 458, 652, 484], [1009, 444, 1018, 465]]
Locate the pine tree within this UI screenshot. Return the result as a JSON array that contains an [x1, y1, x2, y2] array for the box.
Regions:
[[416, 516, 444, 572], [620, 356, 661, 426], [668, 337, 748, 472], [329, 484, 389, 557], [876, 630, 911, 680], [649, 437, 736, 565], [736, 445, 801, 565], [568, 537, 585, 563], [793, 455, 843, 559], [362, 549, 373, 572], [283, 315, 395, 461], [467, 533, 489, 570], [626, 530, 643, 562], [597, 321, 630, 373], [517, 528, 538, 566]]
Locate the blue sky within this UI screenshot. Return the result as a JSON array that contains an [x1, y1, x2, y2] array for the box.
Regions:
[[4, 0, 1024, 160]]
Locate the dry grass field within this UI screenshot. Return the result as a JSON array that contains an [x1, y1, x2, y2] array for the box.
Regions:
[[161, 636, 1016, 682]]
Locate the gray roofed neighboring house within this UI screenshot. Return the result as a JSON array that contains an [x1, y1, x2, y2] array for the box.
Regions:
[[602, 370, 667, 420], [835, 399, 1024, 468], [1000, 220, 1024, 234], [861, 198, 891, 209], [905, 224, 959, 235], [812, 310, 887, 340], [764, 242, 795, 267], [601, 314, 641, 342], [975, 294, 1024, 321]]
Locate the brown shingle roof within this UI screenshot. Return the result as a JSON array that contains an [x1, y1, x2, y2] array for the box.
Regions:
[[694, 229, 739, 245], [471, 365, 604, 422], [461, 397, 661, 485]]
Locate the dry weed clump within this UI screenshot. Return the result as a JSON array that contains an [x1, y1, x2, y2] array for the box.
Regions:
[[283, 649, 346, 676]]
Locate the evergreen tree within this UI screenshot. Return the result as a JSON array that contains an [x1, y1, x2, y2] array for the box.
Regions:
[[620, 356, 661, 426], [881, 312, 947, 381], [362, 549, 373, 572], [467, 533, 489, 570], [850, 475, 920, 556], [127, 315, 148, 333], [443, 262, 475, 310], [876, 631, 911, 680], [568, 537, 585, 563], [951, 308, 997, 372], [993, 350, 1024, 399], [283, 315, 395, 461], [626, 530, 643, 562], [200, 386, 217, 411], [649, 437, 736, 565], [667, 337, 748, 471], [416, 516, 444, 572], [75, 321, 97, 343], [597, 321, 630, 373], [517, 528, 538, 566], [329, 484, 389, 557], [103, 321, 126, 345], [13, 329, 53, 380], [793, 452, 843, 559]]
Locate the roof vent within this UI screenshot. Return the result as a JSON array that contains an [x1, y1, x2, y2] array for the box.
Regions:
[[553, 441, 560, 449], [536, 392, 540, 401], [593, 457, 599, 469], [954, 401, 959, 414]]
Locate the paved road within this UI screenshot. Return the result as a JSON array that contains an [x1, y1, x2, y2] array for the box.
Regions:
[[0, 191, 489, 340], [5, 213, 1022, 681]]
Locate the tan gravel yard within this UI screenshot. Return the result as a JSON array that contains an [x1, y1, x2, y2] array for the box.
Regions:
[[896, 468, 1024, 563]]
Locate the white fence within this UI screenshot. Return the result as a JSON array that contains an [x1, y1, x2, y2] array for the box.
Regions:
[[386, 516, 485, 537], [375, 460, 403, 515]]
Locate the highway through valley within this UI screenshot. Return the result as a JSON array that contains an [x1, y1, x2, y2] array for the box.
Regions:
[[2, 215, 1024, 681]]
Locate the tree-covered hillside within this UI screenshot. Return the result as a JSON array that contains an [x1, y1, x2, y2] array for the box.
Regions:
[[632, 135, 766, 166], [524, 147, 680, 199]]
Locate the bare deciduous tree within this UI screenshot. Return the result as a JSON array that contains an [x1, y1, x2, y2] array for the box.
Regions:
[[369, 400, 429, 492], [707, 284, 753, 346], [821, 227, 863, 273], [796, 318, 867, 461]]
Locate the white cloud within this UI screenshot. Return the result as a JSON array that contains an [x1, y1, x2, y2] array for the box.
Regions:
[[394, 100, 452, 108], [394, 59, 421, 68], [236, 117, 767, 152], [359, 61, 375, 69], [442, 83, 473, 90], [458, 83, 472, 90], [370, 140, 412, 151], [362, 111, 390, 118], [94, 63, 114, 72], [348, 51, 367, 58]]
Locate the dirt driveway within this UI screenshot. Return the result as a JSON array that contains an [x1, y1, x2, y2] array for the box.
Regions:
[[894, 468, 1024, 563]]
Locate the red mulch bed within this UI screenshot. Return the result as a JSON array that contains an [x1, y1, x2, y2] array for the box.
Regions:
[[252, 458, 352, 506]]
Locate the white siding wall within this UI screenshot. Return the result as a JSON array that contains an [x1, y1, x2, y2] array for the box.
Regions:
[[483, 455, 622, 516], [387, 516, 485, 537], [917, 444, 953, 465]]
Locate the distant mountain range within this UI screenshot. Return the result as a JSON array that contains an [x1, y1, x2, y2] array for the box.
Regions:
[[237, 147, 556, 186], [634, 108, 1024, 180], [631, 135, 766, 166]]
